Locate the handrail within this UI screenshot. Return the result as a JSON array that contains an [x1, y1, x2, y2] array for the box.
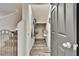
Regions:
[[0, 29, 17, 56]]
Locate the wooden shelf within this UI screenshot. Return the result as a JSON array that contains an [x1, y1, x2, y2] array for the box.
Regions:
[[35, 22, 46, 24], [35, 36, 45, 39]]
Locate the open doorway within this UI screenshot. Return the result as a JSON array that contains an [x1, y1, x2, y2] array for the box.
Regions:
[[29, 4, 51, 56]]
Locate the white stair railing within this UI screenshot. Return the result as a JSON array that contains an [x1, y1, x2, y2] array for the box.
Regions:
[[0, 30, 17, 56]]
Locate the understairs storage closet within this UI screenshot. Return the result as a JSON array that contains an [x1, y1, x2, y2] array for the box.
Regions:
[[30, 18, 50, 56]]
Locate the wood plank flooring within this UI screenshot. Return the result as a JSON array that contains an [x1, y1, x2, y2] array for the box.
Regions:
[[30, 39, 50, 56]]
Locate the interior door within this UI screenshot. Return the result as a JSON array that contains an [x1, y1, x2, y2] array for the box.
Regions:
[[51, 3, 77, 56]]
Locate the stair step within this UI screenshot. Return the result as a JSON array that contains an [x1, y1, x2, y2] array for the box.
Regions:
[[0, 46, 17, 56], [5, 40, 17, 46]]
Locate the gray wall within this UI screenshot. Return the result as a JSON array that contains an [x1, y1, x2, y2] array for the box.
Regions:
[[0, 3, 18, 11]]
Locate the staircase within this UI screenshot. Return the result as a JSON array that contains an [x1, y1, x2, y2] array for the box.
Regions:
[[0, 30, 17, 56]]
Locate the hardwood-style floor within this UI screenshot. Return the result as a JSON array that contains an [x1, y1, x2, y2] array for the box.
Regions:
[[30, 39, 50, 56]]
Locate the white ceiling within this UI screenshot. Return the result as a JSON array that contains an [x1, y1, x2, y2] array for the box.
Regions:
[[31, 4, 50, 22]]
